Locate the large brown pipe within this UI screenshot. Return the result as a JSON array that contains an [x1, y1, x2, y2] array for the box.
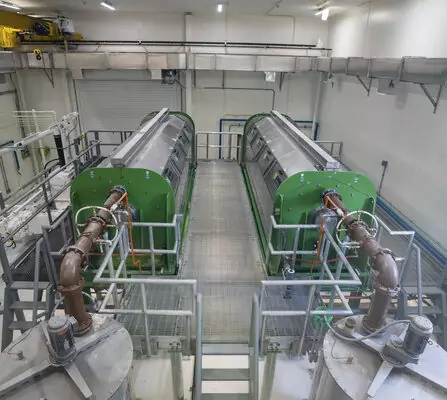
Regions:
[[59, 188, 124, 335], [324, 192, 399, 332]]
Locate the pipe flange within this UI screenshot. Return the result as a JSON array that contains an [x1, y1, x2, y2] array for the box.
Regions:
[[85, 215, 108, 228], [58, 282, 82, 294], [362, 314, 386, 335], [62, 245, 86, 260], [373, 280, 400, 296], [110, 185, 127, 197], [73, 313, 92, 337], [321, 189, 340, 202]]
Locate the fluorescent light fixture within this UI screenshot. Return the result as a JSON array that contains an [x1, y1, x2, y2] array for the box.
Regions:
[[101, 1, 115, 11], [217, 4, 223, 12], [0, 1, 21, 10]]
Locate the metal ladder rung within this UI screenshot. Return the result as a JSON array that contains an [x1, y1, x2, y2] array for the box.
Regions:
[[202, 395, 250, 400], [202, 369, 250, 381], [8, 321, 36, 331], [202, 343, 250, 355], [10, 281, 52, 290], [406, 306, 443, 315], [9, 301, 46, 310], [403, 286, 444, 295]]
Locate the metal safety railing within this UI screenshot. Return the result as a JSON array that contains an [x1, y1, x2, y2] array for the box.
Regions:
[[262, 216, 362, 353], [196, 131, 244, 161], [314, 140, 343, 160], [72, 130, 133, 159], [90, 218, 195, 356], [0, 140, 101, 283], [90, 215, 183, 281], [376, 216, 415, 280]]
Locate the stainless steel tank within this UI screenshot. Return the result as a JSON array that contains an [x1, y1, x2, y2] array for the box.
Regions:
[[0, 314, 133, 399], [309, 315, 447, 400], [243, 110, 340, 237], [104, 108, 195, 210]]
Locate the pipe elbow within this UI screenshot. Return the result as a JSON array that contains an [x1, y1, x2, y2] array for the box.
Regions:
[[371, 251, 399, 292], [60, 251, 83, 288]]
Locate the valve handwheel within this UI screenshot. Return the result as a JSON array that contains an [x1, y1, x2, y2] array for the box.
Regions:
[[335, 210, 379, 249], [75, 206, 119, 242]]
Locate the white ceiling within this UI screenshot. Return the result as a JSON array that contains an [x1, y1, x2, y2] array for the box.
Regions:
[[14, 0, 369, 17]]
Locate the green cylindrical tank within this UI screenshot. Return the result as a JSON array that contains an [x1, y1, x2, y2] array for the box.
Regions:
[[242, 111, 376, 280], [70, 109, 196, 280]]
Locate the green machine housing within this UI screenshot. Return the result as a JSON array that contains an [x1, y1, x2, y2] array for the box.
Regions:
[[70, 109, 196, 287], [242, 111, 376, 287]]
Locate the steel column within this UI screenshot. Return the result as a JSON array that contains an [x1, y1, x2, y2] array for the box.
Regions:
[[260, 350, 277, 400], [170, 346, 184, 400], [194, 293, 203, 400]]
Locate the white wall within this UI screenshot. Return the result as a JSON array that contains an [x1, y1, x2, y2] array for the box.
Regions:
[[318, 0, 447, 248], [192, 70, 318, 131], [17, 69, 77, 166], [68, 11, 328, 46], [329, 0, 447, 57], [69, 12, 185, 41], [0, 75, 35, 195], [192, 70, 319, 158]]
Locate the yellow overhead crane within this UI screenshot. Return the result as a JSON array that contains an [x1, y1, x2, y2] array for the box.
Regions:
[[0, 10, 82, 48]]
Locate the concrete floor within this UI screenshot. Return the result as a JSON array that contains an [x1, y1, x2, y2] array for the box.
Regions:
[[128, 352, 314, 400]]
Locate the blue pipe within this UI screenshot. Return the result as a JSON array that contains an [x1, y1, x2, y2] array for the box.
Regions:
[[376, 197, 446, 265], [218, 118, 320, 159]]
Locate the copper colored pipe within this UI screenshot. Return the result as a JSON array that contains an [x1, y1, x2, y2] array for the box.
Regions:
[[324, 192, 399, 332], [59, 188, 124, 335]]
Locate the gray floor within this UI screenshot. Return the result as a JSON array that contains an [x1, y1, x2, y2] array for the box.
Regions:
[[180, 161, 266, 342]]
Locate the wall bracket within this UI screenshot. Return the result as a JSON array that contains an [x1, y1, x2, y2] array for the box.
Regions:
[[357, 76, 373, 96], [419, 84, 443, 114]]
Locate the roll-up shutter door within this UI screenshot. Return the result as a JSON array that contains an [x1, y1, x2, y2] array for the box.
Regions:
[[75, 72, 181, 132]]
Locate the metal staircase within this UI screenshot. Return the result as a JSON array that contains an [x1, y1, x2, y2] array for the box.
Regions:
[[1, 238, 56, 350], [200, 343, 251, 400]]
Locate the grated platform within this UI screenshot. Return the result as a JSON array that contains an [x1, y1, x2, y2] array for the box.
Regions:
[[180, 161, 265, 342]]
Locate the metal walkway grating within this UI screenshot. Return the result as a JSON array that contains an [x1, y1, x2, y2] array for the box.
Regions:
[[118, 282, 193, 337], [180, 161, 266, 342]]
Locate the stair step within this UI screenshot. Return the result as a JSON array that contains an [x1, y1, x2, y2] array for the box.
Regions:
[[203, 355, 249, 369], [8, 321, 36, 331], [404, 286, 444, 295], [202, 369, 250, 381], [202, 380, 249, 395], [10, 301, 46, 310], [407, 306, 443, 315], [10, 281, 52, 290], [202, 395, 250, 400], [203, 343, 250, 355], [433, 326, 442, 335]]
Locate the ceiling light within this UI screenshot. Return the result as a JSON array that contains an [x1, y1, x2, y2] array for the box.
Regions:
[[217, 4, 223, 13], [0, 2, 21, 10], [101, 1, 115, 11], [315, 7, 329, 21]]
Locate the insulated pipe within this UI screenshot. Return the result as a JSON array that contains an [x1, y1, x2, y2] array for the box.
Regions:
[[59, 187, 125, 335], [323, 191, 399, 332]]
